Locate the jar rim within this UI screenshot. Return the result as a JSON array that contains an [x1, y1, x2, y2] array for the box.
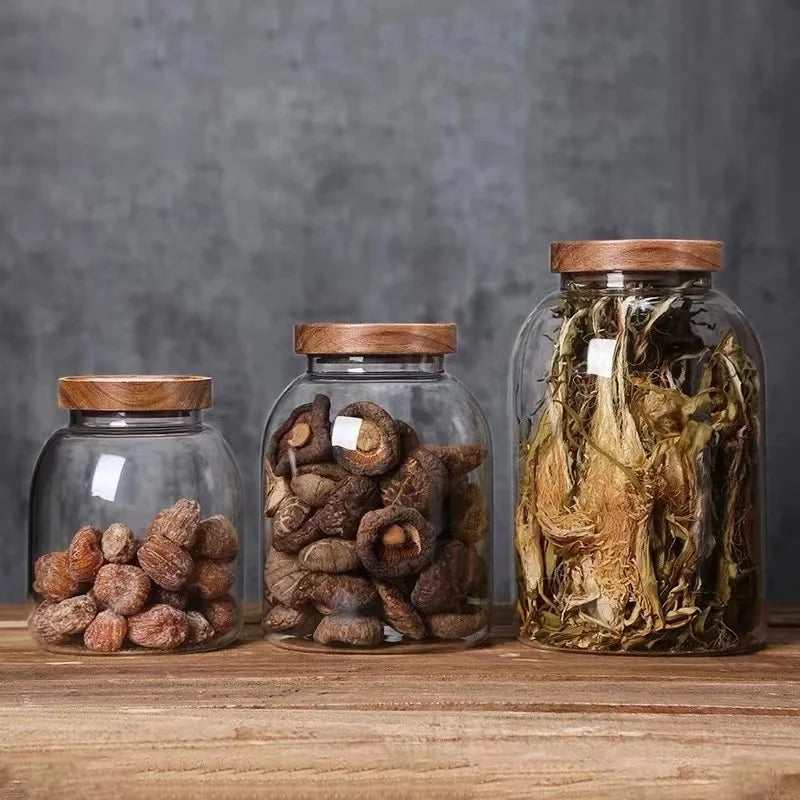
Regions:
[[57, 375, 212, 411], [294, 323, 457, 356]]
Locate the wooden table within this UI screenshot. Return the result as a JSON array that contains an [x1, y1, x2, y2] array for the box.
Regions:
[[2, 605, 800, 799]]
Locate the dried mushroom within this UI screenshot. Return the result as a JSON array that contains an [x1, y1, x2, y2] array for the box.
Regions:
[[427, 445, 485, 478], [264, 549, 308, 608], [411, 540, 471, 614], [396, 420, 421, 458], [298, 538, 361, 573], [271, 496, 319, 553], [316, 476, 381, 539], [263, 603, 320, 636], [427, 608, 488, 640], [295, 572, 377, 612], [291, 473, 340, 508], [332, 401, 400, 476], [380, 448, 447, 517], [264, 460, 291, 517], [269, 394, 332, 477], [375, 581, 426, 640], [357, 506, 434, 579], [313, 614, 383, 647], [449, 478, 489, 543]]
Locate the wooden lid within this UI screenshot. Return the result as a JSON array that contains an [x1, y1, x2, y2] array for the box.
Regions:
[[294, 323, 457, 355], [550, 239, 722, 273], [58, 375, 212, 411]]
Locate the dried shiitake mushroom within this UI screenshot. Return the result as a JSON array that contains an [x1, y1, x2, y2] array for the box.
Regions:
[[264, 460, 291, 517], [264, 549, 308, 608], [356, 506, 434, 579], [380, 448, 448, 517], [374, 581, 426, 640], [295, 572, 377, 612], [298, 538, 361, 573], [271, 496, 317, 553], [449, 478, 489, 543], [269, 394, 332, 477], [410, 540, 471, 614], [316, 475, 381, 539], [395, 420, 421, 458], [263, 603, 320, 636], [291, 473, 339, 508], [427, 608, 488, 640], [313, 614, 383, 647], [332, 401, 400, 476], [426, 445, 485, 478]]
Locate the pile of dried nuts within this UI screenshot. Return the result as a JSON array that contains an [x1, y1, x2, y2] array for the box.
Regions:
[[30, 499, 240, 652], [263, 395, 489, 647]]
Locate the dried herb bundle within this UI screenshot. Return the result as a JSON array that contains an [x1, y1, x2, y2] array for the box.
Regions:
[[515, 287, 761, 653]]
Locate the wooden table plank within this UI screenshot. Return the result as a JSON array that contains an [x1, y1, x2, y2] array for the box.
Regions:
[[2, 610, 800, 798]]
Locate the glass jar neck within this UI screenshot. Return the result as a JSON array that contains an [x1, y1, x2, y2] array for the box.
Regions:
[[68, 410, 202, 431], [560, 271, 712, 291], [307, 355, 445, 377]]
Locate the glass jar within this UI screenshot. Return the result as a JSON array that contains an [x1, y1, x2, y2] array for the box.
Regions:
[[511, 240, 765, 654], [262, 323, 492, 652], [28, 375, 244, 654]]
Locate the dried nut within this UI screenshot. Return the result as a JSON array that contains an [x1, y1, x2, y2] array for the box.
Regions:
[[127, 604, 189, 650], [356, 507, 434, 579], [374, 581, 426, 640], [145, 498, 201, 549], [33, 552, 80, 601], [291, 473, 339, 508], [380, 449, 448, 517], [264, 549, 308, 607], [313, 615, 383, 647], [93, 564, 152, 615], [188, 559, 236, 600], [298, 538, 361, 573], [84, 610, 127, 652], [31, 594, 97, 643], [149, 586, 187, 610], [411, 540, 470, 614], [295, 573, 377, 612], [396, 420, 421, 458], [268, 394, 333, 477], [316, 476, 381, 539], [101, 523, 139, 564], [332, 401, 400, 476], [202, 595, 240, 635], [427, 608, 488, 640], [138, 535, 194, 591], [263, 603, 320, 636], [272, 496, 322, 554], [68, 526, 104, 582], [193, 515, 239, 561], [426, 445, 485, 478], [185, 611, 215, 645], [264, 460, 292, 517], [449, 479, 489, 543]]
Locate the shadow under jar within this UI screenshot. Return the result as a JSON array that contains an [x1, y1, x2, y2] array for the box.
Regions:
[[262, 323, 492, 652], [511, 240, 766, 655], [29, 375, 244, 654]]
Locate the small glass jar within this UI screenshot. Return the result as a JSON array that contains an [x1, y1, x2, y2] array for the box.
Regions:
[[511, 240, 765, 654], [28, 375, 244, 654], [262, 323, 492, 652]]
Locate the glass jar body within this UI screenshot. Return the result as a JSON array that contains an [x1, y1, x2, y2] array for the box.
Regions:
[[28, 411, 244, 654], [261, 356, 492, 652], [511, 273, 765, 654]]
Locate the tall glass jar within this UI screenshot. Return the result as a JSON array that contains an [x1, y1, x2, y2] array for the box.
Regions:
[[511, 240, 765, 654], [29, 375, 244, 654], [262, 323, 492, 652]]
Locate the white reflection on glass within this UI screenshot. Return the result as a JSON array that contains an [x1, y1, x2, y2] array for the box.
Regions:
[[91, 454, 126, 502]]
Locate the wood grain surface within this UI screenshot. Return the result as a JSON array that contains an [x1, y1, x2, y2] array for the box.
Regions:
[[550, 239, 722, 273], [294, 323, 458, 355], [2, 606, 800, 799], [57, 375, 212, 411]]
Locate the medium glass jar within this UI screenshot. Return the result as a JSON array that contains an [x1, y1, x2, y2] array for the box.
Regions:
[[511, 240, 765, 654], [262, 323, 492, 652], [29, 375, 244, 654]]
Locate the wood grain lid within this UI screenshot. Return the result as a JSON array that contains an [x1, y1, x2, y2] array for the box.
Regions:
[[294, 323, 457, 355], [58, 375, 212, 411], [550, 239, 722, 273]]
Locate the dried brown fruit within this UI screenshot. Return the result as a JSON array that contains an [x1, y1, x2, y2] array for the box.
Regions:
[[145, 498, 201, 549], [127, 604, 189, 650], [316, 476, 381, 539], [426, 445, 485, 478], [295, 572, 377, 612], [269, 394, 333, 477], [264, 549, 308, 607], [31, 594, 97, 643], [193, 515, 239, 561], [380, 448, 448, 517], [185, 611, 215, 644], [202, 595, 240, 635], [68, 526, 104, 582], [427, 608, 488, 640], [411, 540, 471, 614], [93, 564, 152, 615], [188, 559, 236, 600], [449, 479, 489, 543], [138, 535, 194, 591], [149, 585, 187, 610], [291, 473, 339, 508], [374, 581, 426, 640], [262, 603, 320, 636], [101, 523, 139, 564], [332, 401, 400, 476], [84, 610, 127, 652], [357, 507, 434, 579], [313, 614, 383, 647], [298, 538, 360, 573], [33, 552, 80, 602], [264, 460, 292, 517]]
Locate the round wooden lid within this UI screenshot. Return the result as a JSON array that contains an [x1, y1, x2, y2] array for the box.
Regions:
[[58, 375, 212, 411], [294, 323, 457, 355], [550, 239, 722, 273]]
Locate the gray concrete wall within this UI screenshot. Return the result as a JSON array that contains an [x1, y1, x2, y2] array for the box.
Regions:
[[1, 0, 798, 604]]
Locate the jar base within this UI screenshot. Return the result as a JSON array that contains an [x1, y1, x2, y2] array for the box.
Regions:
[[266, 629, 488, 655]]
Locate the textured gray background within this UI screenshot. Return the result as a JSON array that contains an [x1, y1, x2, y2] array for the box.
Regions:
[[1, 0, 798, 604]]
